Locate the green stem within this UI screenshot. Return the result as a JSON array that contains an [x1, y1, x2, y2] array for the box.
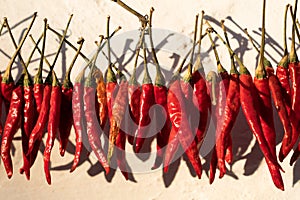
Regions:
[[129, 27, 146, 85], [278, 4, 290, 68], [194, 11, 205, 72], [149, 7, 165, 86], [290, 0, 298, 63], [45, 14, 73, 84], [183, 14, 199, 83], [3, 17, 28, 75], [206, 21, 249, 75], [244, 28, 272, 68], [142, 38, 152, 84], [207, 29, 226, 73], [63, 37, 84, 88], [255, 0, 266, 79], [290, 6, 300, 44], [29, 35, 52, 68], [2, 12, 37, 83], [34, 18, 47, 84], [221, 20, 238, 75]]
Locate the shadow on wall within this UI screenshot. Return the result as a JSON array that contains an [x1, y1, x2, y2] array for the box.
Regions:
[[1, 14, 300, 188]]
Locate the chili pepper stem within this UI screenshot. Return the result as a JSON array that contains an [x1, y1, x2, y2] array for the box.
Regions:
[[63, 38, 85, 88], [34, 19, 48, 85], [289, 0, 298, 63], [2, 12, 37, 83], [221, 20, 238, 75], [206, 23, 249, 75], [194, 10, 205, 72], [149, 7, 166, 86], [111, 0, 148, 27], [278, 5, 290, 68]]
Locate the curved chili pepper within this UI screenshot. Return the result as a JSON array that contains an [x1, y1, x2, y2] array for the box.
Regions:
[[84, 74, 110, 174], [96, 71, 107, 130], [59, 38, 84, 157], [149, 8, 170, 169], [108, 73, 129, 179], [163, 126, 179, 173], [128, 84, 141, 145], [44, 72, 61, 185], [127, 28, 145, 145], [134, 41, 155, 153], [208, 22, 282, 173], [0, 75, 3, 136], [192, 12, 211, 150], [167, 76, 202, 178], [279, 4, 300, 162], [70, 70, 86, 172], [0, 79, 24, 178]]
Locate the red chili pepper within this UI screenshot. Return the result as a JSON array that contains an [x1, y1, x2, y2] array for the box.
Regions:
[[216, 21, 241, 178], [28, 15, 72, 165], [1, 14, 36, 112], [149, 8, 171, 169], [127, 28, 145, 145], [163, 126, 179, 173], [0, 75, 3, 136], [59, 38, 84, 156], [192, 12, 211, 151], [108, 71, 129, 180], [134, 41, 155, 153], [207, 30, 231, 181], [209, 22, 282, 174], [84, 71, 110, 174], [167, 76, 202, 178], [44, 71, 61, 185], [18, 37, 42, 179], [128, 83, 141, 145], [209, 147, 218, 184], [70, 70, 87, 172], [279, 4, 300, 162], [0, 81, 24, 178]]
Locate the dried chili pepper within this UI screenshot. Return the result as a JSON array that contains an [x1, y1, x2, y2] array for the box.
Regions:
[[1, 13, 36, 111], [19, 35, 44, 179], [44, 71, 62, 185], [84, 56, 110, 175], [108, 68, 129, 179], [149, 8, 171, 169], [209, 23, 282, 175], [207, 29, 230, 182], [279, 4, 300, 162], [134, 38, 155, 153], [96, 67, 107, 130], [127, 28, 145, 145], [167, 71, 202, 178], [59, 38, 84, 157], [163, 46, 192, 173], [253, 2, 284, 189], [217, 20, 241, 178], [0, 78, 24, 178], [192, 11, 211, 150], [28, 15, 72, 159]]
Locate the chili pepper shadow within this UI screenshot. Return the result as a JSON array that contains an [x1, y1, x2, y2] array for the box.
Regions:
[[51, 144, 93, 171], [0, 14, 33, 36], [293, 158, 300, 186], [162, 156, 181, 187]]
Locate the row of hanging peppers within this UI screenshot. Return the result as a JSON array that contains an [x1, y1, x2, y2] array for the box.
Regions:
[[0, 0, 299, 191]]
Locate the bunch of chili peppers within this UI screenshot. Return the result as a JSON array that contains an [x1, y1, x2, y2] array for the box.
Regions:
[[1, 0, 300, 190]]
